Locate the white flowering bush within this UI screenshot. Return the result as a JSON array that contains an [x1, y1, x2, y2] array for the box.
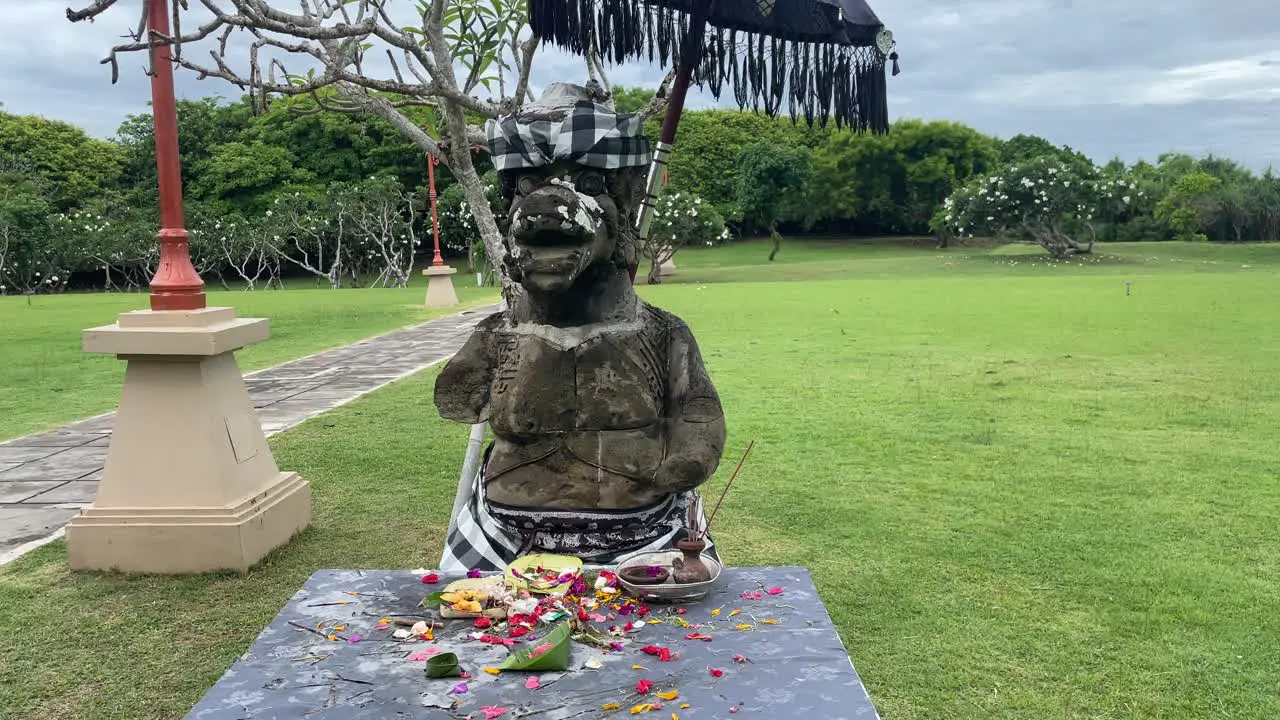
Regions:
[[932, 156, 1145, 258], [644, 191, 727, 283]]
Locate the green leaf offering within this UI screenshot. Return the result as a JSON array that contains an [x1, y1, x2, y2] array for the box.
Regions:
[[425, 652, 462, 678], [496, 622, 571, 671], [420, 591, 448, 608]]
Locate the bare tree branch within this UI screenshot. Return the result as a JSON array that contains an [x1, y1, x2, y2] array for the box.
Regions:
[[66, 0, 119, 23], [637, 67, 680, 122]]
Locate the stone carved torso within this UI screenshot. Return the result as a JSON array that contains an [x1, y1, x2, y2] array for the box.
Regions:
[[435, 300, 724, 511]]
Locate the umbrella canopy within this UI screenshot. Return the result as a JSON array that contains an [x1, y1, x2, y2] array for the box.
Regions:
[[529, 0, 897, 132]]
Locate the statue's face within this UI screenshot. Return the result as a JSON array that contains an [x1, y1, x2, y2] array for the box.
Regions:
[[504, 161, 624, 294]]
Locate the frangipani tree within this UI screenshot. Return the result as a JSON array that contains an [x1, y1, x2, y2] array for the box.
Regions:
[[933, 156, 1143, 258]]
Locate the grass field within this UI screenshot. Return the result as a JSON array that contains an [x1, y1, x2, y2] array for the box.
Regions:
[[0, 280, 497, 440], [2, 240, 1278, 719]]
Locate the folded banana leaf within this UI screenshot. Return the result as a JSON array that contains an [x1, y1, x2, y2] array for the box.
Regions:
[[496, 622, 572, 671], [425, 652, 462, 678], [505, 554, 583, 595]]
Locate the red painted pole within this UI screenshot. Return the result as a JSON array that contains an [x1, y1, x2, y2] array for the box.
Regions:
[[427, 154, 444, 267], [146, 0, 205, 311]]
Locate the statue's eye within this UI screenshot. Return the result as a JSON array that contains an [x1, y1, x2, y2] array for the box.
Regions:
[[516, 175, 539, 195], [576, 170, 606, 196]]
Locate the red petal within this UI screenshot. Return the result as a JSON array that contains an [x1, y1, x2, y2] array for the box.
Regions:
[[766, 587, 784, 595]]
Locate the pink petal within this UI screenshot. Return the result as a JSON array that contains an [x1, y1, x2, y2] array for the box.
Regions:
[[766, 587, 785, 596], [741, 592, 763, 600], [406, 649, 441, 661], [525, 676, 540, 690], [481, 707, 509, 719]]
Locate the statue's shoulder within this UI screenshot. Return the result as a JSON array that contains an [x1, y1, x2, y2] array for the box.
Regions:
[[473, 311, 511, 333], [639, 301, 692, 336]]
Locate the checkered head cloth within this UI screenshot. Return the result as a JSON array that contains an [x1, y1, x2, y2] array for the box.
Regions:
[[486, 84, 651, 173]]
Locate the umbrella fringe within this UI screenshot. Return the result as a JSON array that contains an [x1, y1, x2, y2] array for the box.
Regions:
[[528, 0, 889, 133]]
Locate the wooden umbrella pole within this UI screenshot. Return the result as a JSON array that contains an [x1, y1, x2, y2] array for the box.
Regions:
[[633, 0, 715, 283]]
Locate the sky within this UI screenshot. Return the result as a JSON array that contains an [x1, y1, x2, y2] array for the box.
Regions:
[[3, 0, 1280, 170]]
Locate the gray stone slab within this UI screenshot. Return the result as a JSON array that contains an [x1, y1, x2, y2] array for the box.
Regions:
[[26, 481, 98, 504], [61, 415, 115, 434], [185, 567, 879, 720], [0, 463, 19, 473], [0, 481, 65, 503], [2, 432, 102, 448], [0, 446, 64, 463], [0, 505, 79, 555]]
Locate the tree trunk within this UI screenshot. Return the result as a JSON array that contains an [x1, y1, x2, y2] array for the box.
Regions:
[[767, 224, 782, 262]]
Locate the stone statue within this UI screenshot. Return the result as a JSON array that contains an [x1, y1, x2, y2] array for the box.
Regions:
[[435, 84, 727, 571]]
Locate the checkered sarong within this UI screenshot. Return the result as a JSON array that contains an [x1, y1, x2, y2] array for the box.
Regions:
[[440, 448, 717, 573], [486, 98, 652, 172]]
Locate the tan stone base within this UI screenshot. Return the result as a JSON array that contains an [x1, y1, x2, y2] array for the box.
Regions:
[[68, 307, 310, 574], [423, 265, 459, 307], [67, 472, 310, 573]]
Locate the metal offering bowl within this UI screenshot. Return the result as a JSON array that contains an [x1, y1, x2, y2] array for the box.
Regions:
[[614, 549, 722, 603]]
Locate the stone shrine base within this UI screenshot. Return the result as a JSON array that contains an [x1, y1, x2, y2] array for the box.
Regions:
[[184, 567, 880, 719]]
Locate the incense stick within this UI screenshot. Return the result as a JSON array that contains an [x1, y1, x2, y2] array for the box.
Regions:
[[693, 440, 754, 541]]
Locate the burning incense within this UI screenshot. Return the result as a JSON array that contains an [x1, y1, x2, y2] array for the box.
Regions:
[[690, 441, 754, 542]]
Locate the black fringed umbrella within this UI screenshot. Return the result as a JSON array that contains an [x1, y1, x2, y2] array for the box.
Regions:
[[526, 0, 899, 276]]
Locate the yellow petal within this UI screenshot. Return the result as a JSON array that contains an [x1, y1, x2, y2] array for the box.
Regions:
[[378, 617, 392, 624], [728, 610, 742, 617], [602, 703, 622, 711], [672, 714, 680, 720], [710, 608, 721, 616], [735, 624, 753, 630], [632, 664, 647, 670], [334, 625, 346, 632], [680, 704, 690, 710], [483, 667, 502, 675], [760, 619, 779, 625], [326, 634, 337, 641], [630, 703, 653, 714], [656, 690, 679, 701], [674, 618, 690, 628]]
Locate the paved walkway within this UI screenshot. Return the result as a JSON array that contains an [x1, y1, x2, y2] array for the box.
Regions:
[[0, 305, 496, 562]]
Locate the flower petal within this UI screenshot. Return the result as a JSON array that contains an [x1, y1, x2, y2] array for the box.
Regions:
[[766, 587, 785, 595], [480, 706, 508, 719], [656, 690, 679, 701], [525, 676, 540, 690]]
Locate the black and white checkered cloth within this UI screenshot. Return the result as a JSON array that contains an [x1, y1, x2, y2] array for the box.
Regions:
[[440, 449, 717, 573], [486, 99, 652, 173]]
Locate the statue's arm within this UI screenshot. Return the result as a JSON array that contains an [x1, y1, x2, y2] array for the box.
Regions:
[[652, 321, 727, 494], [433, 316, 500, 423]]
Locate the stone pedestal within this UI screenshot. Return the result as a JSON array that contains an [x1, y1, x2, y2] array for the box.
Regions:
[[659, 247, 677, 277], [423, 265, 459, 307], [66, 307, 310, 574]]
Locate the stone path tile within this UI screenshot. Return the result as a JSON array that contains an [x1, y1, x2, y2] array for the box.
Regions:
[[0, 305, 496, 560]]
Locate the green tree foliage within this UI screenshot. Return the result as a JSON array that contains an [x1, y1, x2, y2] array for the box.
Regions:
[[610, 86, 656, 114], [655, 110, 826, 220], [733, 142, 812, 260], [804, 120, 999, 235], [0, 112, 124, 211], [1154, 172, 1222, 242], [7, 90, 1280, 295]]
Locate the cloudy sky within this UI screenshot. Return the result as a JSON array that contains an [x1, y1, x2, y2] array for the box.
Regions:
[[3, 0, 1280, 170]]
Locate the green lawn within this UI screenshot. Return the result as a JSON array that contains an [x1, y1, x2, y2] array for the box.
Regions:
[[0, 280, 497, 440], [2, 240, 1279, 718]]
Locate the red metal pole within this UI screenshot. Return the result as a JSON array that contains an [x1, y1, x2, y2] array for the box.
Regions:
[[146, 0, 205, 311], [427, 154, 444, 267]]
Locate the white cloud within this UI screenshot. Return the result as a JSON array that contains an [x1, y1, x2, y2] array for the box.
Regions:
[[974, 51, 1280, 107]]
